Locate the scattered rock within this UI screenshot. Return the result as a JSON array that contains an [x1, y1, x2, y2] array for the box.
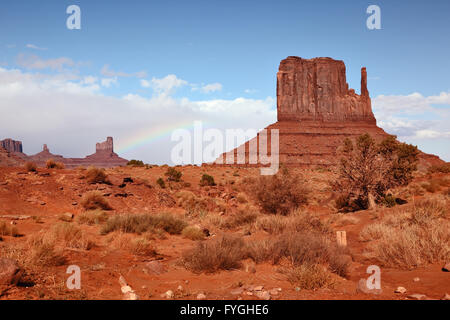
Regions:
[[255, 291, 271, 300], [408, 294, 427, 300], [177, 285, 183, 291], [356, 278, 382, 295], [61, 212, 74, 221], [164, 290, 174, 299], [197, 293, 206, 300], [395, 287, 407, 294], [72, 202, 78, 206], [246, 291, 253, 296], [413, 277, 420, 282], [442, 262, 450, 272], [441, 293, 450, 300], [0, 215, 31, 220], [242, 259, 256, 273], [0, 258, 23, 285], [269, 288, 280, 296], [231, 288, 244, 296], [253, 285, 264, 291], [121, 286, 133, 294], [143, 261, 167, 275]]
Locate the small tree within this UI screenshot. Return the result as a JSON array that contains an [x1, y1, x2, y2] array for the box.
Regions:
[[335, 134, 418, 211]]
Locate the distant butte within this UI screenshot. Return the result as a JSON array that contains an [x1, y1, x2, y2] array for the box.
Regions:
[[0, 137, 128, 168], [218, 56, 443, 168]]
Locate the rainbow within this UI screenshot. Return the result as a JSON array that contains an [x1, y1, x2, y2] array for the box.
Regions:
[[115, 121, 210, 154]]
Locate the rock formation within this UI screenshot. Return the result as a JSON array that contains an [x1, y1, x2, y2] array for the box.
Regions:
[[0, 137, 128, 168], [276, 57, 374, 123], [217, 56, 444, 168], [0, 139, 23, 153]]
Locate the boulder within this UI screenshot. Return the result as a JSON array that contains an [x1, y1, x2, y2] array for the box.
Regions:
[[0, 258, 23, 285]]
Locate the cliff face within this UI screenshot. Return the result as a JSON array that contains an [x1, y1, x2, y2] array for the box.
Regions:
[[277, 57, 375, 123], [0, 139, 23, 153], [217, 56, 444, 168]]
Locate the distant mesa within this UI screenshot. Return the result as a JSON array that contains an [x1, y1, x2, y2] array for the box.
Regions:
[[0, 137, 128, 168], [218, 56, 444, 168]]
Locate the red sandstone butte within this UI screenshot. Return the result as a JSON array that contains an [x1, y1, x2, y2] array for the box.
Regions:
[[217, 56, 443, 168], [0, 137, 128, 168]]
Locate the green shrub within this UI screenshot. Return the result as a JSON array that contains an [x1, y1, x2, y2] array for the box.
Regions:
[[127, 159, 145, 167], [200, 174, 216, 186], [165, 167, 182, 182], [156, 177, 166, 188]]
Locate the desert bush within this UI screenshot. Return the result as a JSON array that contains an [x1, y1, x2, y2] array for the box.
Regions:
[[104, 232, 157, 256], [127, 159, 145, 167], [249, 168, 308, 215], [156, 177, 166, 188], [182, 226, 205, 241], [279, 264, 333, 290], [81, 191, 112, 211], [76, 210, 110, 225], [46, 159, 65, 169], [0, 221, 19, 237], [165, 167, 182, 182], [236, 193, 248, 204], [85, 166, 109, 184], [361, 198, 449, 269], [335, 134, 418, 211], [200, 174, 216, 186], [101, 212, 187, 235], [181, 234, 247, 273], [24, 161, 37, 172]]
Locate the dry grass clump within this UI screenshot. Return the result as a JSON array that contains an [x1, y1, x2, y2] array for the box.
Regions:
[[101, 212, 187, 235], [247, 168, 308, 215], [80, 191, 112, 211], [361, 197, 449, 269], [0, 221, 20, 237], [24, 161, 37, 172], [279, 264, 334, 290], [182, 234, 247, 273], [76, 210, 110, 225], [105, 232, 157, 256], [25, 233, 67, 267], [46, 159, 65, 169], [181, 226, 205, 241], [175, 190, 226, 216], [181, 231, 350, 279], [51, 222, 95, 250], [85, 166, 109, 184], [256, 210, 331, 235], [221, 210, 258, 230]]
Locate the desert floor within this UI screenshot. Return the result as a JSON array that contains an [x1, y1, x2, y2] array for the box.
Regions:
[[0, 165, 448, 300]]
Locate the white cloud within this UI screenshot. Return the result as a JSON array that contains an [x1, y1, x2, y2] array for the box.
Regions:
[[16, 54, 75, 72], [101, 65, 147, 78], [101, 77, 118, 88], [140, 79, 151, 88], [26, 44, 47, 50], [192, 82, 223, 93], [0, 67, 276, 164], [148, 74, 188, 95], [373, 91, 450, 160]]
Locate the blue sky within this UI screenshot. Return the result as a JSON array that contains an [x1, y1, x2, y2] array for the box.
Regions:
[[0, 0, 449, 162]]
